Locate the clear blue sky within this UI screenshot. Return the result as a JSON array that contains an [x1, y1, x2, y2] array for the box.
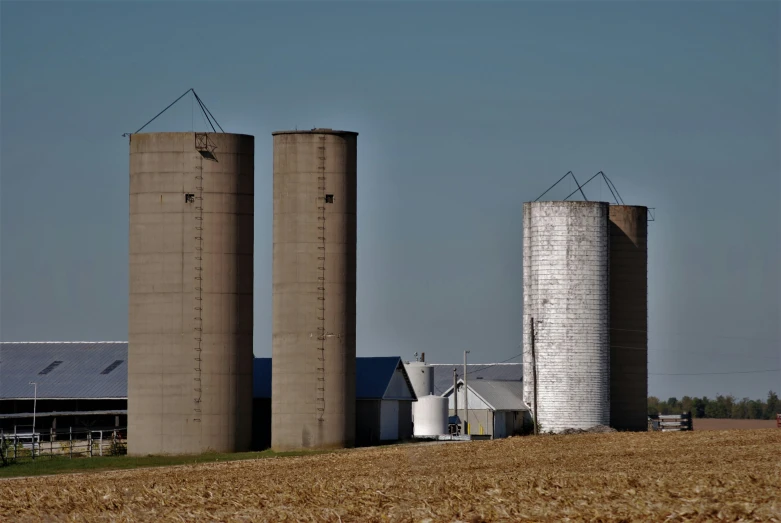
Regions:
[[1, 1, 778, 400]]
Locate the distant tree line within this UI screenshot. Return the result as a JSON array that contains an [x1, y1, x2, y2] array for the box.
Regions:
[[648, 391, 780, 419]]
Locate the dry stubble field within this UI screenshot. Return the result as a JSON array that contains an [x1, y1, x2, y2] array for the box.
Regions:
[[1, 429, 779, 522]]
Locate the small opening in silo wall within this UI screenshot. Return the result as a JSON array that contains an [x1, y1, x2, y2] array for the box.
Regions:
[[325, 194, 334, 204], [185, 194, 195, 203]]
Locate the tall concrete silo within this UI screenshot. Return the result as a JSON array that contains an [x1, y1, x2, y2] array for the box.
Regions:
[[523, 201, 610, 432], [609, 205, 648, 431], [128, 132, 254, 455], [271, 129, 357, 450]]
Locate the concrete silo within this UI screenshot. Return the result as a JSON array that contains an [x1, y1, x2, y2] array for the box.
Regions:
[[128, 132, 254, 455], [271, 129, 357, 450], [523, 201, 610, 432], [609, 205, 648, 431]]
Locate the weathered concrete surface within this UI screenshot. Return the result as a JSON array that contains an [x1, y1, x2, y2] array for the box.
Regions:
[[609, 205, 648, 431], [271, 129, 357, 450], [128, 132, 254, 455], [523, 201, 610, 432]]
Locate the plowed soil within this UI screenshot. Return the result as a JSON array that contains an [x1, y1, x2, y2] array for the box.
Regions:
[[693, 418, 777, 431], [1, 429, 779, 522]]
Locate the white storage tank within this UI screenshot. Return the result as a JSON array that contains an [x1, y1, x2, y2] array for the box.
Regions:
[[523, 200, 611, 432], [413, 395, 448, 436]]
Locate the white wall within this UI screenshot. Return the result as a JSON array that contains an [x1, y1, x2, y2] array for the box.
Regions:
[[445, 384, 489, 411], [384, 368, 415, 400]]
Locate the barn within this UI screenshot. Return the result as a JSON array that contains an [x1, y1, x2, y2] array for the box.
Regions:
[[252, 356, 417, 447], [1, 343, 417, 449], [0, 342, 127, 434], [442, 378, 529, 438]]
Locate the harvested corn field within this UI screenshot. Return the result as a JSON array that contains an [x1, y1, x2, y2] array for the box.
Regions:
[[1, 430, 780, 522]]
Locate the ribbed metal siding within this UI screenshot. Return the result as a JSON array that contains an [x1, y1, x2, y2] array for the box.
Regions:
[[523, 201, 610, 432], [609, 205, 648, 431], [271, 130, 357, 450]]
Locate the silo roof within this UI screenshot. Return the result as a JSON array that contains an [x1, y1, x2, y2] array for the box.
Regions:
[[272, 128, 358, 136]]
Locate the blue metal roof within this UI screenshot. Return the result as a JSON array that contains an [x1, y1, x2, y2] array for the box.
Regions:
[[0, 343, 419, 402], [253, 356, 414, 400], [356, 357, 412, 400], [0, 342, 128, 399]]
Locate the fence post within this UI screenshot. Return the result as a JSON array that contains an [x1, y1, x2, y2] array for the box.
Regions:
[[99, 431, 103, 457], [89, 432, 93, 458], [13, 435, 17, 461], [69, 427, 73, 459], [32, 433, 36, 460]]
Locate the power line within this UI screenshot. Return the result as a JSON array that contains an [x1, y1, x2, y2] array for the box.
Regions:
[[650, 368, 780, 377], [464, 352, 522, 375]]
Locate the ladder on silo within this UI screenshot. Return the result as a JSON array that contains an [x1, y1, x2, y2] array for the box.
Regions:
[[315, 136, 327, 421], [192, 145, 207, 423]]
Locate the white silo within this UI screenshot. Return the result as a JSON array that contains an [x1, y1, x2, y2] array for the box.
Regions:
[[404, 361, 434, 398], [405, 360, 435, 432], [523, 200, 610, 432], [413, 395, 449, 436]]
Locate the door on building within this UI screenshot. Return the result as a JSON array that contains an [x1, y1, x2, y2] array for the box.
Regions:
[[493, 411, 507, 438], [380, 400, 399, 441]]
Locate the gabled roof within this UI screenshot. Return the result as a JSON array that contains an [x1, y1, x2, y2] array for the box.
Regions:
[[0, 342, 417, 402], [356, 357, 416, 400], [442, 379, 526, 412], [0, 342, 128, 399], [429, 363, 523, 395], [249, 357, 417, 401]]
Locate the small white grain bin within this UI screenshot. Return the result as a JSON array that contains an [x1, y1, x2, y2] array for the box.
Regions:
[[413, 395, 449, 436]]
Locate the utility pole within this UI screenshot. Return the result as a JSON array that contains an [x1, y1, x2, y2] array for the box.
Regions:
[[463, 350, 470, 436], [453, 368, 458, 433], [29, 382, 37, 435], [530, 318, 538, 435], [29, 381, 37, 456]]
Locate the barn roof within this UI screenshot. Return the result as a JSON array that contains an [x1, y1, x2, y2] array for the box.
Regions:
[[0, 342, 128, 399], [1, 343, 511, 403], [428, 363, 523, 395], [442, 379, 527, 412], [248, 357, 417, 401]]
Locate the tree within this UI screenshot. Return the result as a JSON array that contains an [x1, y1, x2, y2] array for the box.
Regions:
[[705, 395, 729, 418], [691, 397, 706, 418], [748, 400, 764, 419], [681, 396, 693, 415], [647, 396, 660, 416], [765, 391, 779, 420], [731, 399, 749, 420]]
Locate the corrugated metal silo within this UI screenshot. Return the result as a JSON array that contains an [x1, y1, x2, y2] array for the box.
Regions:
[[271, 129, 358, 450], [609, 205, 648, 431], [523, 201, 610, 432], [128, 132, 254, 455]]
